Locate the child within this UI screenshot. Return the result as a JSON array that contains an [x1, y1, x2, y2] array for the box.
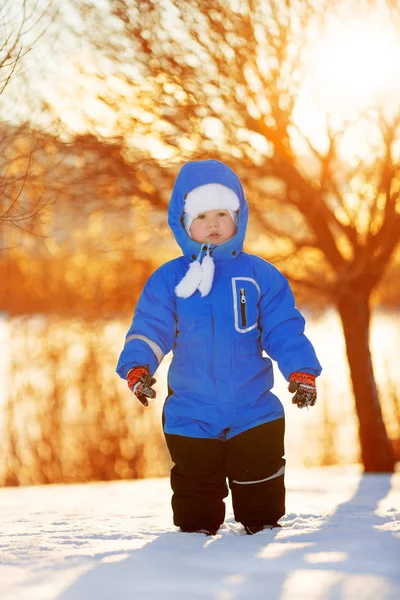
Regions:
[[117, 159, 322, 536]]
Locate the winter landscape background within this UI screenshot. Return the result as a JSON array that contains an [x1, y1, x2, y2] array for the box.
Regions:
[[2, 1, 400, 598]]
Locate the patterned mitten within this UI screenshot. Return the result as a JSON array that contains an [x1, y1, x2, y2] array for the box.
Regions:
[[288, 372, 317, 409], [127, 366, 157, 407]]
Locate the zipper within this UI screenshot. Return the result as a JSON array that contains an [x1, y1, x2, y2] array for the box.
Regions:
[[210, 313, 216, 385], [240, 287, 247, 327]]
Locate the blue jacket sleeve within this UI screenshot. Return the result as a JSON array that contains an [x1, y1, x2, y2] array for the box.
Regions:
[[116, 264, 177, 379], [257, 261, 322, 381]]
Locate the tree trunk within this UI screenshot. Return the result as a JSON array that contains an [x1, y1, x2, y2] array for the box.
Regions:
[[337, 295, 395, 472]]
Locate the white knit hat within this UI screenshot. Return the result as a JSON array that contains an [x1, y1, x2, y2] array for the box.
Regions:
[[175, 183, 240, 299], [183, 183, 239, 238]]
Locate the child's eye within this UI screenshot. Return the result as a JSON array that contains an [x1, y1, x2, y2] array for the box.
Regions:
[[218, 212, 228, 217], [197, 214, 205, 220]]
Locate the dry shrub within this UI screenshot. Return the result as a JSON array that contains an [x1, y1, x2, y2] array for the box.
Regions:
[[1, 316, 170, 486]]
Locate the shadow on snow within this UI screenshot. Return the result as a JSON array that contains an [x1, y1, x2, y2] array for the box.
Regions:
[[57, 474, 399, 600]]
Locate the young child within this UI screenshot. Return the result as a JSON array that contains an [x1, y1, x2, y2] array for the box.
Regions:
[[117, 159, 322, 536]]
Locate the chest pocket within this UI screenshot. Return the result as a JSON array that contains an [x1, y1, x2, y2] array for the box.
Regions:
[[231, 277, 261, 333]]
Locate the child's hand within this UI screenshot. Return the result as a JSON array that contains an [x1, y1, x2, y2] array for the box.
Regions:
[[127, 366, 157, 407], [288, 372, 317, 409]]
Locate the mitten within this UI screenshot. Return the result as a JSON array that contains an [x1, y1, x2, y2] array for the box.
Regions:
[[127, 366, 157, 407], [288, 372, 317, 409]]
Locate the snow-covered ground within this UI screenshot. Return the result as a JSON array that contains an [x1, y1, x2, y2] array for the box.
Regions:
[[0, 468, 399, 600]]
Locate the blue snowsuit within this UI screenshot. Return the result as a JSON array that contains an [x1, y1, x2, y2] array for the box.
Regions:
[[117, 160, 322, 439], [117, 159, 321, 531]]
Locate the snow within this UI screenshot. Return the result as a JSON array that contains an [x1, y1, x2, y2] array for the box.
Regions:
[[0, 468, 399, 599]]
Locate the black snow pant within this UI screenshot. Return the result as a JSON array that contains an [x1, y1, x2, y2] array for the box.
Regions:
[[164, 417, 285, 531]]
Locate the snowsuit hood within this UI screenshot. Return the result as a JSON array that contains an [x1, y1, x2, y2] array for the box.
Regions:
[[168, 160, 249, 262]]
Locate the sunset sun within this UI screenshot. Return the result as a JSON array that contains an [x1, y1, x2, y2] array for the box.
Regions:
[[295, 10, 400, 154], [312, 18, 400, 109]]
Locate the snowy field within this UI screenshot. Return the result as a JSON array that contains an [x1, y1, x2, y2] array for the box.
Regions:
[[0, 468, 399, 600]]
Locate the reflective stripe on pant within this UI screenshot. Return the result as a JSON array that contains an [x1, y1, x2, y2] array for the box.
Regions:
[[164, 417, 285, 530], [226, 417, 286, 526]]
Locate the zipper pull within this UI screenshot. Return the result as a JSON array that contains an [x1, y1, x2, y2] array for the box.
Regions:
[[240, 288, 246, 304]]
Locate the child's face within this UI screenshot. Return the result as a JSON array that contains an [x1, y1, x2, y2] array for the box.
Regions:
[[190, 209, 236, 245]]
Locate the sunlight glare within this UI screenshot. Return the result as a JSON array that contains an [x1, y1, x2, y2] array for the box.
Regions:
[[310, 16, 400, 114], [257, 542, 314, 559], [294, 10, 400, 157], [304, 551, 348, 564]]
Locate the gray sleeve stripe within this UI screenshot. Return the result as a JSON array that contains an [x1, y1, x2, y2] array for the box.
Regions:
[[231, 465, 285, 485], [124, 334, 164, 364]]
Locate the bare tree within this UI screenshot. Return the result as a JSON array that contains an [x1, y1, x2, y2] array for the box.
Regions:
[[67, 0, 400, 471], [0, 1, 56, 247]]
